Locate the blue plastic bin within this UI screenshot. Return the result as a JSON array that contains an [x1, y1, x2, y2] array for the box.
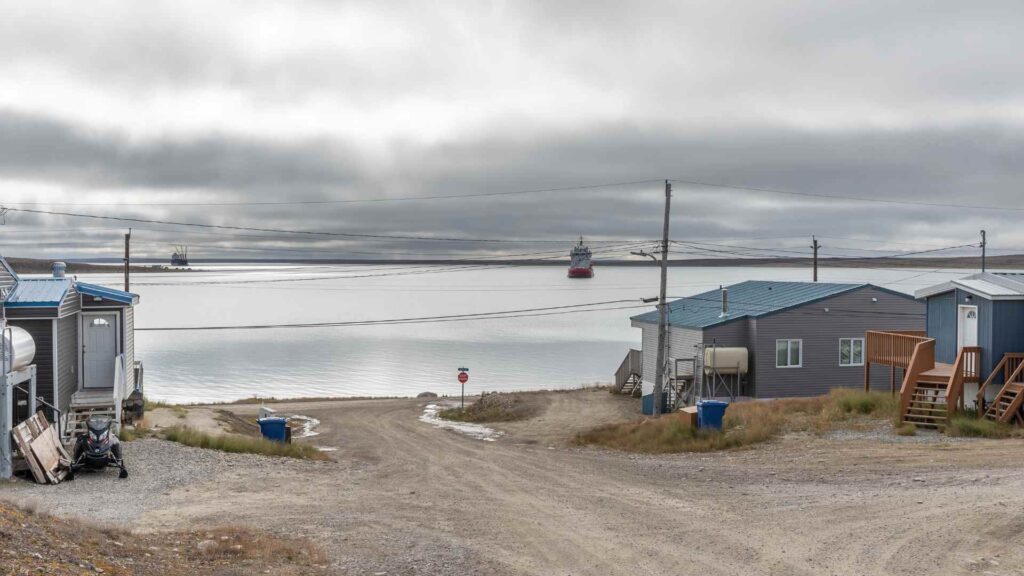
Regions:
[[257, 417, 289, 442], [697, 400, 729, 430]]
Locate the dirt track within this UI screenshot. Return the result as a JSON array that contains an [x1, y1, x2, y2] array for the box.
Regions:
[[6, 389, 1024, 575]]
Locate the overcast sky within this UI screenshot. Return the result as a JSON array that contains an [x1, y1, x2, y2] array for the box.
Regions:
[[0, 0, 1022, 261]]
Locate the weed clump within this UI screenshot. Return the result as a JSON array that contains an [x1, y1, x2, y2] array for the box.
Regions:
[[439, 393, 540, 423], [162, 426, 327, 460], [946, 416, 1021, 438]]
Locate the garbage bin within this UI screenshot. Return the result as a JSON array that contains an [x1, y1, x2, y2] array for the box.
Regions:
[[257, 417, 289, 442], [697, 400, 729, 430]]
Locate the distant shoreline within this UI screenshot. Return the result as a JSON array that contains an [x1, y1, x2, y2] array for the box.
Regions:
[[6, 254, 1016, 272]]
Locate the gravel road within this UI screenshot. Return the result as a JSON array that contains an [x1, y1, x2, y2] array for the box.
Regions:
[[3, 389, 1024, 575]]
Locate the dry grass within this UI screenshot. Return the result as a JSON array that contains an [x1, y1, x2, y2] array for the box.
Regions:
[[162, 426, 328, 460], [0, 502, 328, 575], [895, 422, 917, 436], [440, 392, 542, 423], [575, 389, 899, 453], [119, 422, 154, 441], [946, 415, 1024, 438]]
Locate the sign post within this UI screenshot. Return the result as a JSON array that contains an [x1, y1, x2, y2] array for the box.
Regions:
[[457, 367, 469, 408]]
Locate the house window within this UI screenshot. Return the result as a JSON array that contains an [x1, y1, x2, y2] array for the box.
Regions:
[[776, 339, 802, 368], [839, 338, 864, 366]]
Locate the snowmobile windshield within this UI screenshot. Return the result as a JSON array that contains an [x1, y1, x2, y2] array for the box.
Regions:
[[86, 418, 112, 434]]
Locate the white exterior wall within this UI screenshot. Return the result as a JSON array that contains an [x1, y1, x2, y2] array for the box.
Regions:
[[631, 319, 703, 395]]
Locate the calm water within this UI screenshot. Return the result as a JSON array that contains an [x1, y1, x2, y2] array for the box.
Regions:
[[69, 264, 970, 404]]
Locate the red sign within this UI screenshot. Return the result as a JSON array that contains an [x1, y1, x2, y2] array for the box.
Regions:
[[458, 372, 469, 384]]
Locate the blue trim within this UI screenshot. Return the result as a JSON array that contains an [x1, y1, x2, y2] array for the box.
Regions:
[[76, 282, 140, 305]]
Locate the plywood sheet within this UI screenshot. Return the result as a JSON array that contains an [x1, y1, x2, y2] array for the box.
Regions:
[[11, 424, 46, 483]]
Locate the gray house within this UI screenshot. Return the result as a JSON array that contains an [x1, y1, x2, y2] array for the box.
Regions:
[[629, 280, 924, 404], [0, 259, 141, 435]]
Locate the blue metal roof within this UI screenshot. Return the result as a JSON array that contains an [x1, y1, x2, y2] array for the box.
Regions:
[[76, 282, 140, 305], [631, 280, 867, 329], [4, 278, 72, 307]]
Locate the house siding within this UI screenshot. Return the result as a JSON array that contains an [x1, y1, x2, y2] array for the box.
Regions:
[[926, 290, 957, 364], [703, 318, 754, 395], [8, 319, 54, 423], [56, 313, 78, 416], [753, 286, 924, 397], [58, 284, 81, 318], [631, 320, 702, 385], [124, 307, 135, 391]]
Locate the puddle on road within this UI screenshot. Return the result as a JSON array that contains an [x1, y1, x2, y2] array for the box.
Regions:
[[419, 404, 503, 442], [289, 415, 321, 438]]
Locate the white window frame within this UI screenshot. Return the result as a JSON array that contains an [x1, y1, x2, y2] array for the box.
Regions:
[[775, 339, 802, 368], [839, 337, 865, 367]]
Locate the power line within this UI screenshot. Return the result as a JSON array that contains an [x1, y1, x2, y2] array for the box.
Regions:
[[136, 299, 647, 331], [669, 177, 1023, 212], [1, 205, 654, 245]]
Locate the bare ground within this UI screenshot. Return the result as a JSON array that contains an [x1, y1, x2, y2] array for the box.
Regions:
[[4, 388, 1024, 575]]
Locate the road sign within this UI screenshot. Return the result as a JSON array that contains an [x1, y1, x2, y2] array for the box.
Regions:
[[458, 372, 469, 384]]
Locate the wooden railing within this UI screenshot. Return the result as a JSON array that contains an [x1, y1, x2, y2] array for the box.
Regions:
[[899, 339, 935, 420], [615, 349, 642, 391], [867, 330, 932, 369], [977, 352, 1024, 410], [960, 346, 981, 384], [945, 347, 971, 414]]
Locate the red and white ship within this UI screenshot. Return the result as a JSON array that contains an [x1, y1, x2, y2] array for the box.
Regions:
[[568, 237, 594, 278]]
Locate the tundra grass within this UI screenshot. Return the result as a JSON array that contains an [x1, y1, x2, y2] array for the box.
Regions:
[[439, 392, 541, 423], [575, 389, 900, 453], [162, 426, 327, 460], [945, 415, 1024, 438]]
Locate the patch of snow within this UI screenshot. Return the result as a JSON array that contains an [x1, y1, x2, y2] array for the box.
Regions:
[[419, 404, 503, 442], [289, 415, 320, 438]]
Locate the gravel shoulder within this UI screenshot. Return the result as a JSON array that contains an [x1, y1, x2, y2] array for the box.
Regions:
[[3, 389, 1024, 575]]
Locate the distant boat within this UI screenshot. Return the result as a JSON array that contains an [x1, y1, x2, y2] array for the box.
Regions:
[[170, 245, 189, 267], [568, 237, 593, 278]]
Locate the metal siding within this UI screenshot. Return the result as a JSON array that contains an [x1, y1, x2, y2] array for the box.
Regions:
[[124, 307, 135, 390], [988, 299, 1024, 380], [634, 321, 702, 385], [59, 283, 81, 318], [56, 313, 78, 416], [926, 291, 957, 364], [0, 266, 16, 293], [7, 319, 54, 422], [752, 286, 925, 397]]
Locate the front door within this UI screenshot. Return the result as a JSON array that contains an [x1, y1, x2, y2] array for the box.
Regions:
[[83, 313, 118, 389], [958, 305, 979, 349]]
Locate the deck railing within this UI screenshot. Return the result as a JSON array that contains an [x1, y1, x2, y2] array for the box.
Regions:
[[867, 330, 932, 369], [899, 339, 935, 419], [977, 352, 1024, 410], [615, 349, 642, 391]]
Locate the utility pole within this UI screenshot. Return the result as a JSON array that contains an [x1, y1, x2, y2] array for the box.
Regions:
[[811, 236, 820, 282], [652, 180, 672, 418], [980, 230, 987, 273], [124, 229, 131, 292]]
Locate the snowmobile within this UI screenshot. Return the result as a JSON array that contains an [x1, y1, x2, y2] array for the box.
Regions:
[[68, 416, 128, 479]]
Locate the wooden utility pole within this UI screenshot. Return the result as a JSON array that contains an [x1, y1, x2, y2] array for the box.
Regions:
[[652, 180, 672, 418], [124, 229, 131, 292], [980, 230, 987, 273], [811, 236, 820, 282]]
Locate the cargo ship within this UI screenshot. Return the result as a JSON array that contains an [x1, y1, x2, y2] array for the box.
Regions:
[[568, 237, 594, 278]]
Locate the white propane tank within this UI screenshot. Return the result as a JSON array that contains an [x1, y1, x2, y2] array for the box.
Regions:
[[703, 347, 749, 375], [0, 326, 36, 373]]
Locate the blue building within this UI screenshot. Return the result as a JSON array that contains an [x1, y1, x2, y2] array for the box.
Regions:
[[915, 272, 1024, 414]]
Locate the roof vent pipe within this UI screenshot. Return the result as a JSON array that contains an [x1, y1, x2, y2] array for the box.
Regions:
[[720, 287, 729, 318], [52, 262, 66, 279]]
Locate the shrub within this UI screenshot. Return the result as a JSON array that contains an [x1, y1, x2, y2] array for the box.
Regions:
[[946, 416, 1020, 438], [162, 426, 327, 460], [439, 393, 540, 423], [894, 423, 917, 436]]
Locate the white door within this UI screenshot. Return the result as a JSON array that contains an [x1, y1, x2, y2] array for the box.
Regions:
[[958, 305, 979, 349], [83, 313, 118, 389]]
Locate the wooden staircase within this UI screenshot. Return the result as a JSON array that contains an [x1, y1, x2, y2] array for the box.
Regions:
[[899, 342, 980, 429], [976, 354, 1024, 423], [614, 349, 643, 395]]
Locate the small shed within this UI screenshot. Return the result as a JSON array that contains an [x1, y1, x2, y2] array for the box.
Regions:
[[916, 272, 1024, 384], [630, 280, 924, 402], [0, 260, 140, 431]]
